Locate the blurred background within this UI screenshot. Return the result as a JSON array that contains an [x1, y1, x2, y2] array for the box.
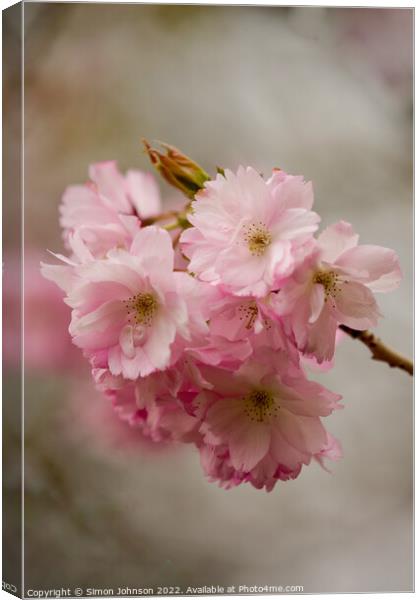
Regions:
[[4, 3, 413, 594]]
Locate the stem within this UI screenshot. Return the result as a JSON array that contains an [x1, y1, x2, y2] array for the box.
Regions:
[[142, 210, 179, 226], [163, 221, 180, 232], [339, 325, 413, 376]]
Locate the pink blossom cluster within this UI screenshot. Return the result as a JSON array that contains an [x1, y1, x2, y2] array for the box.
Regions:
[[42, 161, 401, 491]]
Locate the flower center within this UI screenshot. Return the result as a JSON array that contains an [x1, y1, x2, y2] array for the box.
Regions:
[[313, 269, 340, 299], [124, 292, 158, 326], [244, 389, 278, 423], [243, 222, 272, 256], [238, 302, 259, 330]]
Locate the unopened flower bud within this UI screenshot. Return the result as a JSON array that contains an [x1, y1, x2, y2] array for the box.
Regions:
[[142, 139, 210, 199]]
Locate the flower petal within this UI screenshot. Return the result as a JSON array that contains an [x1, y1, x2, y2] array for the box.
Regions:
[[318, 221, 359, 262], [126, 170, 161, 219], [131, 226, 174, 274], [119, 324, 136, 359], [229, 420, 271, 472], [335, 245, 402, 292], [270, 427, 310, 468], [266, 171, 314, 211], [334, 281, 380, 330], [89, 161, 131, 213], [275, 410, 327, 455], [309, 284, 324, 323], [306, 303, 338, 363], [70, 300, 124, 335], [206, 398, 246, 440], [143, 314, 176, 371]]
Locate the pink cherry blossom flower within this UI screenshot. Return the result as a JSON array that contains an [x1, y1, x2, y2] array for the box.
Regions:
[[180, 166, 320, 297], [43, 226, 203, 380], [208, 291, 279, 342], [187, 290, 300, 369], [208, 290, 299, 354], [198, 443, 301, 491], [60, 161, 161, 257], [195, 347, 341, 479], [199, 426, 341, 492], [97, 368, 199, 443], [273, 221, 402, 362]]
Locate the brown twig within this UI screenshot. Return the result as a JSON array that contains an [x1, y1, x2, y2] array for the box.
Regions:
[[339, 325, 413, 376]]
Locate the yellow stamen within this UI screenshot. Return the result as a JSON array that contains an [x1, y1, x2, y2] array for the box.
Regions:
[[238, 302, 259, 330], [243, 222, 272, 256], [313, 269, 341, 299], [244, 389, 278, 423], [124, 293, 158, 326]]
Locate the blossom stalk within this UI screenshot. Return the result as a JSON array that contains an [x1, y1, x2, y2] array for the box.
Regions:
[[339, 325, 413, 376]]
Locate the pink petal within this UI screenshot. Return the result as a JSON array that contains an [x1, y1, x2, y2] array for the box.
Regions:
[[306, 303, 338, 363], [163, 291, 189, 337], [275, 410, 327, 455], [267, 239, 294, 281], [215, 245, 265, 284], [69, 280, 129, 312], [143, 314, 176, 371], [131, 226, 174, 274], [206, 398, 246, 439], [108, 345, 123, 375], [266, 172, 314, 211], [199, 367, 250, 396], [315, 433, 343, 472], [119, 324, 136, 359], [335, 245, 402, 292], [334, 281, 380, 330], [229, 419, 271, 471], [72, 326, 120, 351], [278, 377, 342, 417], [70, 300, 124, 335], [40, 263, 76, 294], [159, 409, 197, 440], [270, 427, 310, 468], [122, 348, 155, 379], [126, 171, 162, 218], [272, 208, 320, 241], [77, 261, 142, 294], [318, 221, 359, 262], [309, 284, 325, 323], [89, 161, 131, 213]]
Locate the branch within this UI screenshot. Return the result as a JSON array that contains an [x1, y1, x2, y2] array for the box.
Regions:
[[339, 325, 413, 376]]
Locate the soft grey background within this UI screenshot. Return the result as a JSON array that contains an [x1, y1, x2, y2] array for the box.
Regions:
[[16, 3, 415, 594]]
